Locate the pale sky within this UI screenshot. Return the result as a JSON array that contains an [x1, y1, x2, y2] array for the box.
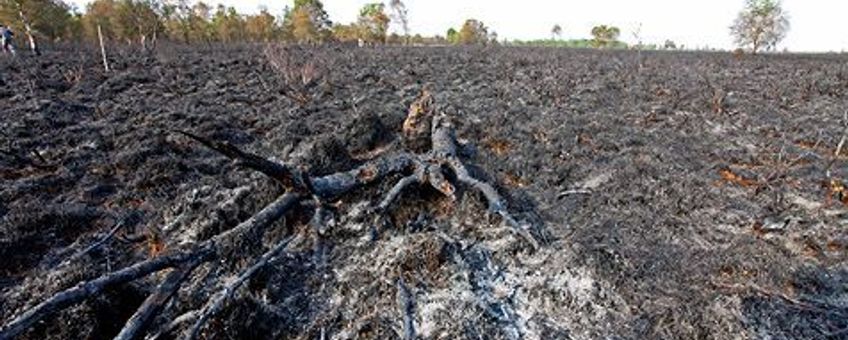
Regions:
[[70, 0, 848, 52]]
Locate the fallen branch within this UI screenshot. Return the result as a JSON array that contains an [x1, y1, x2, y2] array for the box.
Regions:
[[0, 249, 212, 340], [309, 153, 417, 200], [186, 235, 295, 340], [0, 193, 302, 340], [377, 170, 423, 212], [396, 277, 417, 340], [175, 130, 306, 192], [146, 311, 199, 340], [448, 158, 538, 248], [177, 129, 418, 201], [114, 257, 205, 340], [459, 246, 523, 340]]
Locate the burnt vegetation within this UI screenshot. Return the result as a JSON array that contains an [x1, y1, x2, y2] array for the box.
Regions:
[[1, 45, 848, 339]]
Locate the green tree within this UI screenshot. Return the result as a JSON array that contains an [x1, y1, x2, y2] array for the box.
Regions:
[[211, 4, 243, 42], [446, 27, 458, 44], [113, 0, 162, 46], [730, 0, 789, 53], [295, 0, 330, 28], [65, 12, 83, 40], [81, 0, 117, 41], [187, 1, 212, 43], [357, 2, 389, 43], [289, 5, 316, 42], [158, 0, 186, 42], [245, 7, 277, 42], [284, 0, 331, 43], [457, 19, 489, 45], [590, 25, 620, 48], [331, 23, 357, 42]]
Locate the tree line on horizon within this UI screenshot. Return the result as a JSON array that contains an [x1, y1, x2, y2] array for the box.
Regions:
[[0, 0, 790, 54], [529, 0, 789, 53], [0, 0, 500, 49]]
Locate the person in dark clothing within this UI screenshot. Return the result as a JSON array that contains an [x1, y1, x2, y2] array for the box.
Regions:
[[0, 25, 15, 55]]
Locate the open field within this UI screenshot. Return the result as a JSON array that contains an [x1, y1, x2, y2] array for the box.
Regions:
[[1, 45, 847, 339]]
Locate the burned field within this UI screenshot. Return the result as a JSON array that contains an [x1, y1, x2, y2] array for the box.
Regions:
[[1, 45, 847, 339]]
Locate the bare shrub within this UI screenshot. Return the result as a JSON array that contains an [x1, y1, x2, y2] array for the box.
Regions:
[[263, 44, 327, 105]]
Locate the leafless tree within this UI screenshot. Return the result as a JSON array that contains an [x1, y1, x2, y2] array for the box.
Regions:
[[389, 0, 409, 43]]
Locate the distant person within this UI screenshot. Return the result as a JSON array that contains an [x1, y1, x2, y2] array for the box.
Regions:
[[0, 25, 15, 55]]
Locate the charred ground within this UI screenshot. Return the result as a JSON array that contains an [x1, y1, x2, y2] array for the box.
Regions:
[[1, 45, 847, 339]]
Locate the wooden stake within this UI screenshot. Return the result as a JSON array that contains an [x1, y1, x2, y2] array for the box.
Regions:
[[98, 25, 110, 72]]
